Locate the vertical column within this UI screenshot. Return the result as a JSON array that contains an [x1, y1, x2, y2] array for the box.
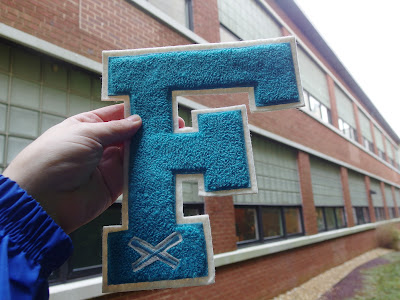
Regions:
[[391, 144, 397, 166], [391, 186, 399, 217], [370, 121, 379, 155], [380, 182, 389, 220], [204, 196, 237, 254], [382, 136, 388, 162], [326, 75, 339, 128], [297, 151, 318, 235], [340, 167, 354, 227], [192, 0, 220, 42], [353, 102, 363, 145], [364, 176, 376, 223]]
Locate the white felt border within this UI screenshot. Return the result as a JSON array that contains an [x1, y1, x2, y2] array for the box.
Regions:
[[102, 36, 304, 112], [102, 37, 303, 293], [172, 103, 258, 196], [102, 105, 255, 293]]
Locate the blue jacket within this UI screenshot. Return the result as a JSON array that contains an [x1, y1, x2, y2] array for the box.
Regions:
[[0, 175, 73, 299]]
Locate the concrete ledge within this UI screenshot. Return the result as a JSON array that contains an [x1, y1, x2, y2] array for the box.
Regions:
[[0, 23, 102, 74]]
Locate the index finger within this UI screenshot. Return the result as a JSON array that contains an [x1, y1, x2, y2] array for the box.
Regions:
[[90, 103, 126, 122]]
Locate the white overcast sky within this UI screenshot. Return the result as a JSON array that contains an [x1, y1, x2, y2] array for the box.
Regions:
[[294, 0, 400, 138]]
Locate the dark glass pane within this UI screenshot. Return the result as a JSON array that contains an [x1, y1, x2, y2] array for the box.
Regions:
[[69, 203, 121, 271], [389, 207, 396, 219], [354, 207, 365, 225], [316, 207, 325, 231], [261, 207, 282, 238], [375, 207, 385, 221], [363, 207, 371, 223], [183, 204, 203, 216], [325, 208, 336, 230], [335, 208, 346, 228], [284, 207, 302, 235], [235, 207, 258, 242]]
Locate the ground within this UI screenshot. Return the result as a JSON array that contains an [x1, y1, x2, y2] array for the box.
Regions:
[[274, 248, 392, 300]]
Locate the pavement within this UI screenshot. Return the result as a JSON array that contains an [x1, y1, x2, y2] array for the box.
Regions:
[[273, 248, 392, 300]]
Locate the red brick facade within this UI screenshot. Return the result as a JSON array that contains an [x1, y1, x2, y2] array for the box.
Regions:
[[341, 167, 355, 227], [205, 196, 237, 254], [297, 151, 318, 235], [1, 0, 400, 299], [97, 229, 377, 300]]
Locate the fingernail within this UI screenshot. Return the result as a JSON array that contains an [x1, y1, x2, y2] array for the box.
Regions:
[[128, 114, 141, 122]]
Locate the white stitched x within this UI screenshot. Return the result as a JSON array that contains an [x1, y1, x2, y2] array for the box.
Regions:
[[128, 232, 183, 272]]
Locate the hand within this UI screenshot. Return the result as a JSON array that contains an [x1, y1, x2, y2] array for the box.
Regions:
[[3, 104, 148, 234]]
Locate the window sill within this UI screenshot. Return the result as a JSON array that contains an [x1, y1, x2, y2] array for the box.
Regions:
[[214, 219, 399, 267], [50, 219, 400, 299]]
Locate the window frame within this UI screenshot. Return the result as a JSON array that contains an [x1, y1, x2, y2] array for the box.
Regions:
[[183, 202, 205, 216], [363, 136, 375, 153], [234, 205, 304, 246], [338, 117, 358, 142], [316, 206, 347, 232], [303, 89, 332, 125], [374, 207, 386, 221], [352, 206, 371, 225], [388, 207, 397, 219]]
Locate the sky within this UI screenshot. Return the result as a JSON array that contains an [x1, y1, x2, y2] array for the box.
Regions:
[[294, 0, 400, 139]]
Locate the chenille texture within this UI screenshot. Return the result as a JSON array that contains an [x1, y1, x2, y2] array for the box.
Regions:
[[106, 43, 298, 285]]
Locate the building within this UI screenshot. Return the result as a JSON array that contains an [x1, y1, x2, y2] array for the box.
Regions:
[[1, 0, 400, 299]]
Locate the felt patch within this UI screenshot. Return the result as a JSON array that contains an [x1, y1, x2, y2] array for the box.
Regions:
[[102, 37, 303, 292]]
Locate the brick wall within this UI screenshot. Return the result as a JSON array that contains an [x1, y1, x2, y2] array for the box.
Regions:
[[2, 0, 398, 186], [341, 167, 355, 227], [186, 92, 400, 185], [0, 0, 192, 63], [204, 196, 237, 254], [297, 151, 318, 235], [3, 1, 400, 299], [96, 229, 378, 300], [192, 0, 220, 42]]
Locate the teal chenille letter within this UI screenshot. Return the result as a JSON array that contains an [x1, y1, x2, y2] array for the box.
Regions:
[[102, 37, 303, 292]]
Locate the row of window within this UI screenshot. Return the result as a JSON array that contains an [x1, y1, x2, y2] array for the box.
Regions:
[[234, 206, 303, 244], [235, 204, 399, 245], [148, 0, 400, 170], [51, 200, 398, 282], [303, 88, 399, 169]]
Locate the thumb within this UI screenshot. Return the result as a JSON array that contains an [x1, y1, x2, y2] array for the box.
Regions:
[[86, 114, 142, 147]]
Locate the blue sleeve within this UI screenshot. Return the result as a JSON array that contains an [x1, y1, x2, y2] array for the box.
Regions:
[[0, 175, 73, 299]]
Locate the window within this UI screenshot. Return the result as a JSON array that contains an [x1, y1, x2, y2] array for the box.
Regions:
[[316, 207, 347, 232], [0, 39, 109, 174], [235, 206, 303, 244], [338, 118, 358, 141], [219, 24, 241, 42], [375, 207, 386, 221], [183, 203, 204, 216], [49, 202, 122, 283], [147, 0, 193, 30], [378, 149, 387, 161], [235, 207, 259, 242], [388, 207, 397, 219], [303, 90, 332, 125], [353, 207, 370, 225], [363, 136, 375, 153]]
